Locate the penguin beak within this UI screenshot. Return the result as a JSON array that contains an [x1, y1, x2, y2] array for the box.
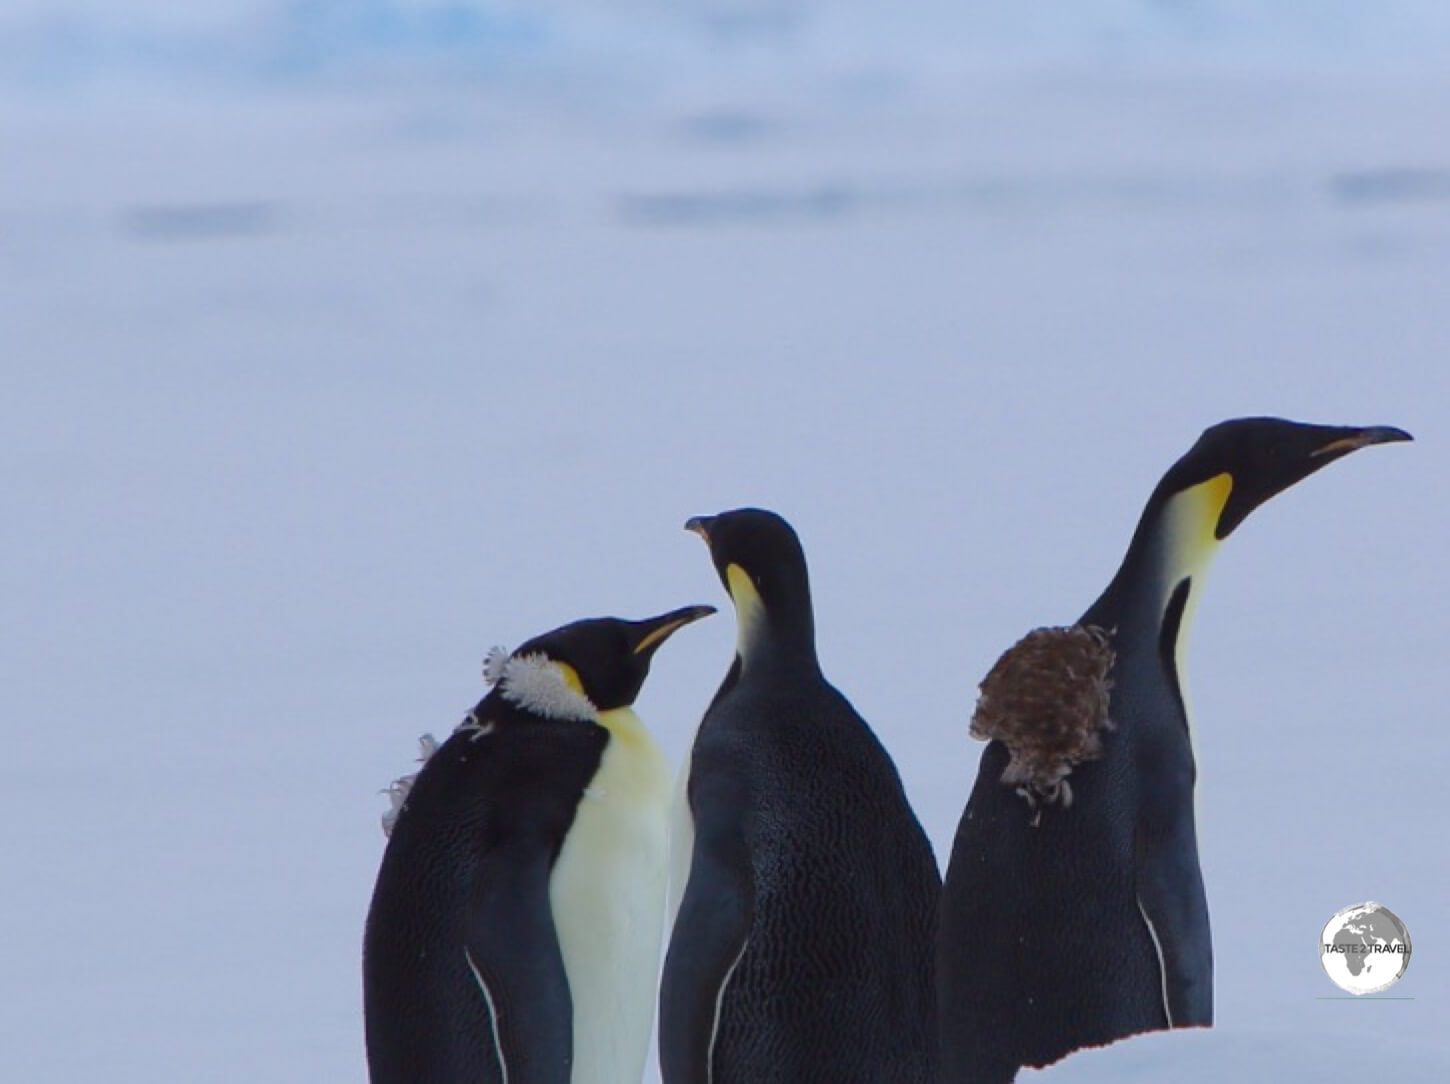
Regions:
[[628, 604, 717, 657], [684, 515, 715, 541], [1213, 420, 1413, 541], [1309, 425, 1413, 459]]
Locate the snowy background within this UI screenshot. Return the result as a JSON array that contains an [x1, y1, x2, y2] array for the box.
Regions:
[[4, 2, 1447, 1080]]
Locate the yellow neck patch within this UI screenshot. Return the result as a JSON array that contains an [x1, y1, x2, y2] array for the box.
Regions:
[[1160, 472, 1233, 592], [1157, 472, 1233, 748], [725, 563, 766, 659], [596, 705, 654, 756]]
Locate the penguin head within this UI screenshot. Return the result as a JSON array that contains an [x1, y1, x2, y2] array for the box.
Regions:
[[685, 507, 815, 655], [486, 606, 715, 720], [1156, 417, 1412, 540]]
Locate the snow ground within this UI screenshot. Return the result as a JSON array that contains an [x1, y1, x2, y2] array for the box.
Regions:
[[3, 6, 1448, 1081]]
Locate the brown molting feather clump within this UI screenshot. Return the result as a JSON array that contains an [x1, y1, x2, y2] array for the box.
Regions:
[[970, 625, 1115, 823]]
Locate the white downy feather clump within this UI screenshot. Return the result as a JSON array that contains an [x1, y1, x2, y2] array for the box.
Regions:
[[481, 645, 510, 685], [490, 651, 597, 723]]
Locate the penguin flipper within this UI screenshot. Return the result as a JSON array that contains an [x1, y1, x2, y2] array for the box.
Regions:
[[464, 839, 575, 1084], [659, 775, 754, 1084], [1134, 806, 1213, 1029]]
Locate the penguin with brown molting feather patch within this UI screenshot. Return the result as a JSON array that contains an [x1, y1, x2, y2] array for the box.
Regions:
[[363, 605, 714, 1084], [939, 418, 1412, 1083]]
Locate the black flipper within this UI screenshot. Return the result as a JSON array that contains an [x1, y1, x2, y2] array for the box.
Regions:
[[463, 834, 575, 1084], [1133, 747, 1213, 1029], [659, 767, 754, 1084]]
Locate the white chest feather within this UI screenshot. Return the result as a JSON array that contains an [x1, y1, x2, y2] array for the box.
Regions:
[[548, 706, 672, 1084]]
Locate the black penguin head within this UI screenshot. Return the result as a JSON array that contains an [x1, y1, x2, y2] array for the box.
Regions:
[[1155, 417, 1412, 540], [492, 605, 715, 718], [684, 507, 815, 652]]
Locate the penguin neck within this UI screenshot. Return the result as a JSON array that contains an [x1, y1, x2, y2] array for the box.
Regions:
[[550, 703, 670, 1084], [594, 705, 665, 767], [1088, 473, 1232, 672], [726, 564, 820, 678]]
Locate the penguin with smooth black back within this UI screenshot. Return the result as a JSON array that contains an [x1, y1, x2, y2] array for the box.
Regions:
[[660, 508, 940, 1084], [363, 604, 714, 1084], [938, 418, 1412, 1082]]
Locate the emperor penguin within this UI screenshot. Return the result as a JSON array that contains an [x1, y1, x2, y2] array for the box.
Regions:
[[660, 508, 940, 1084], [363, 604, 714, 1084], [938, 418, 1412, 1082]]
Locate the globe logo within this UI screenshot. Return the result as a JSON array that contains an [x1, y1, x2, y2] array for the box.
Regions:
[[1320, 902, 1412, 995]]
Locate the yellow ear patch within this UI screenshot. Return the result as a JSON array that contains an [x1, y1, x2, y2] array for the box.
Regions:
[[725, 563, 766, 657], [1160, 472, 1234, 589], [551, 661, 586, 696], [725, 564, 762, 612], [1192, 472, 1234, 545]]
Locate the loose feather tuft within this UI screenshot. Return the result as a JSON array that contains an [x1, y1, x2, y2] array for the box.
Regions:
[[482, 645, 510, 685], [380, 733, 440, 838], [455, 708, 496, 741]]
